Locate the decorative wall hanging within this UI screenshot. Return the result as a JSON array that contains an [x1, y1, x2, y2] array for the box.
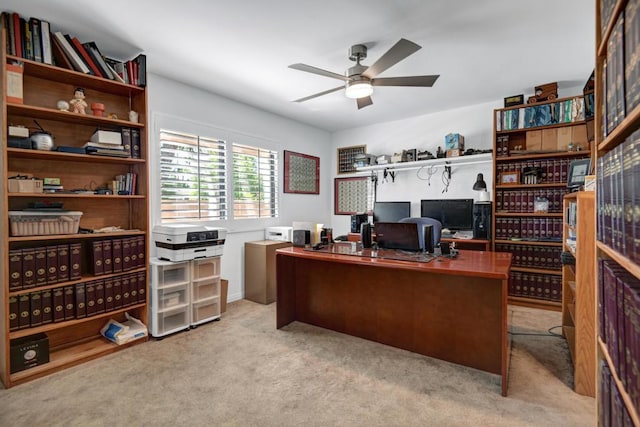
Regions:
[[283, 150, 320, 194]]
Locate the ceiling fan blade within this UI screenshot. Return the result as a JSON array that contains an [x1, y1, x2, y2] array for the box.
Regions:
[[293, 85, 344, 103], [289, 63, 349, 81], [356, 96, 373, 109], [362, 39, 421, 79], [372, 75, 440, 87]]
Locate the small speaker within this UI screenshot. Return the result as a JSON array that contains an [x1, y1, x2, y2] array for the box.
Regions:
[[473, 202, 492, 239], [360, 223, 372, 248], [351, 214, 369, 233], [423, 224, 434, 253], [293, 229, 311, 247]]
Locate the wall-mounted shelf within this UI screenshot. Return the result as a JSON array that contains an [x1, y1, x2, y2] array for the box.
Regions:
[[354, 153, 492, 174]]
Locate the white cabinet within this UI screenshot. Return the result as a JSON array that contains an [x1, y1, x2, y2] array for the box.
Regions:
[[149, 257, 221, 337]]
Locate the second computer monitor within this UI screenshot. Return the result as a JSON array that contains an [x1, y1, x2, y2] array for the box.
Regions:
[[373, 201, 411, 224], [420, 199, 474, 232]]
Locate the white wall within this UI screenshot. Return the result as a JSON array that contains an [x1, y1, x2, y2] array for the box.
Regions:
[[330, 100, 501, 235], [147, 73, 332, 303]]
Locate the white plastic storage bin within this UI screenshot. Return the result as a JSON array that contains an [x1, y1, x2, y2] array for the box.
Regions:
[[9, 211, 82, 236], [150, 258, 190, 289], [191, 257, 220, 280], [191, 277, 220, 302], [151, 305, 190, 337], [191, 297, 220, 326]]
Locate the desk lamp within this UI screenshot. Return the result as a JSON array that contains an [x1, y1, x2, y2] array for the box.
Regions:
[[472, 173, 490, 202]]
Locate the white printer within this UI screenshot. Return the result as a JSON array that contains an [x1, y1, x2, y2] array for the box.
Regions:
[[264, 226, 293, 242], [153, 224, 227, 262]]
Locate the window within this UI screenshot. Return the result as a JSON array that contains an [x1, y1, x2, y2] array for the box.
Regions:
[[159, 129, 227, 222], [232, 143, 278, 219]]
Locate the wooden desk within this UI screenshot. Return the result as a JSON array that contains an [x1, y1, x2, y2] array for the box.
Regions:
[[346, 232, 491, 251], [276, 247, 512, 395]]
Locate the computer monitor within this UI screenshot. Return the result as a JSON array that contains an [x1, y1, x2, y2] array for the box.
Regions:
[[374, 222, 422, 251], [373, 201, 411, 224], [420, 199, 474, 231]]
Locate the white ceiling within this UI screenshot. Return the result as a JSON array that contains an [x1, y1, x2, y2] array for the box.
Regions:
[[3, 0, 595, 132]]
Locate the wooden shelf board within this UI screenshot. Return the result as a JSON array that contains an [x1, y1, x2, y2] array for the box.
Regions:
[[9, 230, 145, 242], [7, 148, 146, 164], [568, 281, 576, 295], [495, 150, 591, 161], [7, 54, 145, 96], [597, 241, 640, 281], [495, 183, 568, 189], [510, 266, 562, 275], [9, 267, 148, 297], [494, 239, 563, 247], [564, 325, 576, 364], [598, 338, 640, 425], [10, 303, 146, 339], [495, 212, 563, 218], [8, 192, 145, 199], [8, 104, 145, 129], [598, 103, 640, 152], [9, 335, 147, 386], [508, 296, 561, 311]]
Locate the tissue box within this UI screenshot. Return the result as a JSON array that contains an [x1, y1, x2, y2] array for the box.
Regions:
[[445, 133, 465, 151]]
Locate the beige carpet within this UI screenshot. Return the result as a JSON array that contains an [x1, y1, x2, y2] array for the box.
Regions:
[[0, 301, 594, 426]]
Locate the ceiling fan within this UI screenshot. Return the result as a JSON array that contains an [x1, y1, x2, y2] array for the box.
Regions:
[[289, 38, 439, 110]]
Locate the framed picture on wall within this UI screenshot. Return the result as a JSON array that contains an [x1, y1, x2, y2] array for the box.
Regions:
[[334, 177, 370, 215], [284, 150, 320, 194]]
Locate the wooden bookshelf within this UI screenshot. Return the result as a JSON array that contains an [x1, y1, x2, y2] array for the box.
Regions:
[[0, 19, 149, 388]]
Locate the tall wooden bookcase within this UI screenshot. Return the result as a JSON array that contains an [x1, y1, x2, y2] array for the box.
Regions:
[[595, 0, 640, 424], [0, 25, 149, 387], [562, 192, 595, 397], [492, 99, 591, 311]]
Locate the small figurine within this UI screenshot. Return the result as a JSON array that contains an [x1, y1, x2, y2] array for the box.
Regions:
[[69, 87, 88, 114], [56, 100, 69, 111], [128, 110, 139, 123]]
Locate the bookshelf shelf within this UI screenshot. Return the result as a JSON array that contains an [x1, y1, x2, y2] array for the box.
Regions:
[[494, 212, 563, 218], [1, 18, 149, 388], [7, 54, 145, 95], [7, 148, 146, 164], [596, 241, 640, 281], [507, 296, 561, 311], [495, 183, 568, 189], [598, 338, 640, 426], [9, 334, 146, 386], [8, 267, 147, 297], [493, 239, 563, 247], [597, 103, 640, 152], [495, 150, 590, 162], [511, 266, 562, 275], [10, 303, 146, 339], [8, 103, 145, 129]]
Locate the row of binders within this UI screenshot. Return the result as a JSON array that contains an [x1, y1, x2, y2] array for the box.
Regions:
[[1, 11, 146, 87]]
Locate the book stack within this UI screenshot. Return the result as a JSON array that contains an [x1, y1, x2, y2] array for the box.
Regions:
[[0, 11, 146, 87], [85, 130, 130, 158], [112, 173, 137, 195]]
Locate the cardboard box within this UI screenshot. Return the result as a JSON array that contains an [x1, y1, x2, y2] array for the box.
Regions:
[[10, 333, 49, 373], [557, 127, 572, 150], [541, 128, 558, 150], [221, 279, 228, 313], [446, 149, 461, 158], [8, 178, 43, 193], [525, 130, 542, 150], [444, 133, 464, 151]]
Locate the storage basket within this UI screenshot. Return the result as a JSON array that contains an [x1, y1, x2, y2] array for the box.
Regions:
[[9, 211, 82, 236]]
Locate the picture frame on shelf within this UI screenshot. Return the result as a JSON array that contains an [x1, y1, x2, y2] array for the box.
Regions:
[[283, 150, 319, 194], [337, 145, 366, 174], [567, 158, 591, 190], [499, 171, 520, 185]]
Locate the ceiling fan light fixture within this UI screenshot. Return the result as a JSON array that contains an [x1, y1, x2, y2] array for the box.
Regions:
[[345, 80, 373, 99]]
